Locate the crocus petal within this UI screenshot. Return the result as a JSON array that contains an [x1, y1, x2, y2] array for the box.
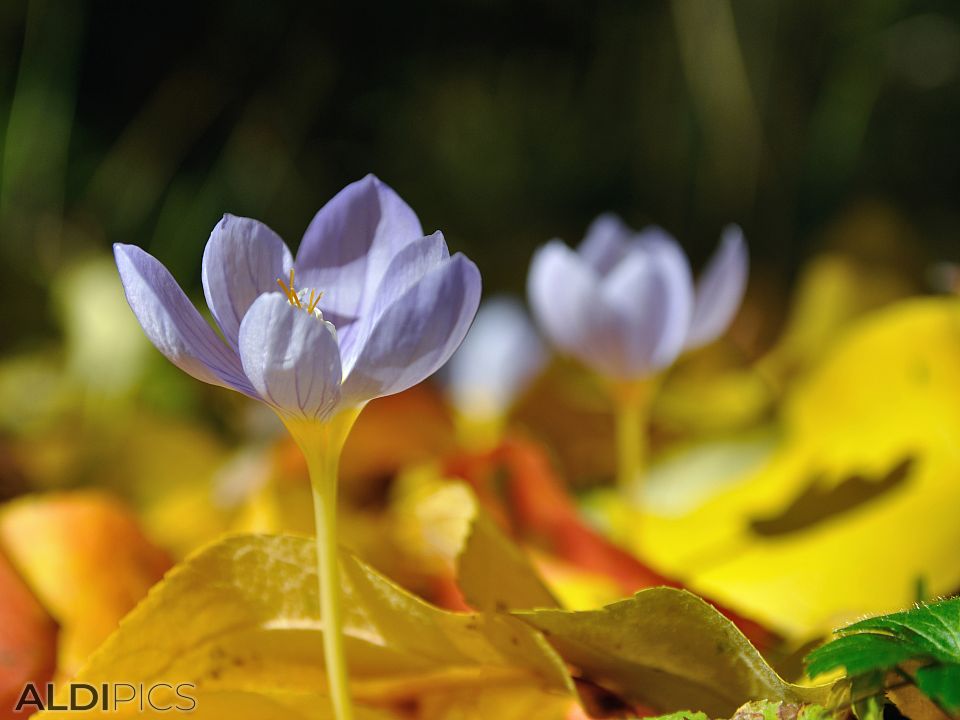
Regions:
[[446, 296, 547, 418], [585, 257, 662, 377], [632, 234, 695, 368], [294, 174, 423, 322], [201, 214, 293, 348], [237, 293, 342, 420], [593, 243, 694, 377], [685, 224, 748, 350], [114, 244, 257, 397], [337, 232, 449, 367], [527, 240, 598, 354], [340, 254, 481, 406], [577, 213, 634, 276], [633, 224, 678, 251]]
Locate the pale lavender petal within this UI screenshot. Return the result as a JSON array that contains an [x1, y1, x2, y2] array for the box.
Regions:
[[685, 225, 748, 350], [114, 243, 257, 397], [337, 231, 449, 367], [632, 224, 677, 251], [631, 234, 695, 367], [593, 243, 694, 377], [294, 174, 423, 322], [445, 295, 547, 417], [526, 241, 598, 355], [369, 231, 450, 310], [587, 256, 663, 377], [201, 214, 293, 348], [577, 213, 634, 276], [237, 293, 342, 420], [340, 254, 481, 406]]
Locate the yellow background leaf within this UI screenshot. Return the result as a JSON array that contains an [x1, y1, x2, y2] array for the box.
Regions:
[[631, 298, 960, 639]]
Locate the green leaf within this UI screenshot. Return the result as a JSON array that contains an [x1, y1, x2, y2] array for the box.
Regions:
[[915, 664, 960, 713], [649, 711, 710, 720], [806, 634, 924, 678], [842, 599, 960, 663], [796, 704, 832, 720], [850, 672, 885, 720], [806, 597, 960, 718]]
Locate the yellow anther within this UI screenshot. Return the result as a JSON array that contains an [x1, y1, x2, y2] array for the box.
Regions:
[[288, 269, 302, 307], [277, 268, 326, 317], [276, 269, 302, 307], [308, 289, 324, 314]]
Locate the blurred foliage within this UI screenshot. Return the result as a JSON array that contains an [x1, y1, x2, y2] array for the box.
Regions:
[[2, 3, 960, 715], [2, 0, 960, 353]]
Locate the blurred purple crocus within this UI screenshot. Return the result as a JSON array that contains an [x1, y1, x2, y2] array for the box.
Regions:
[[114, 174, 480, 720], [527, 213, 748, 380], [114, 174, 482, 422], [528, 213, 748, 490], [443, 295, 547, 443]]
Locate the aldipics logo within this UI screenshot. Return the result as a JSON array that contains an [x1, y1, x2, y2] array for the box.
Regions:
[[14, 683, 197, 713]]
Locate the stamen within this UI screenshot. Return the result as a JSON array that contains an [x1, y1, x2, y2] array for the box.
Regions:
[[276, 268, 327, 318], [288, 269, 302, 308], [308, 290, 324, 314]]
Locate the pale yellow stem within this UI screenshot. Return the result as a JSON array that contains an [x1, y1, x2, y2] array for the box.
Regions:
[[615, 395, 643, 491], [611, 380, 655, 492], [283, 410, 361, 720]]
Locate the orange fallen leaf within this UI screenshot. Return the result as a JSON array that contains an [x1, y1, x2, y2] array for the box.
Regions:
[[0, 492, 172, 678], [0, 548, 57, 719]]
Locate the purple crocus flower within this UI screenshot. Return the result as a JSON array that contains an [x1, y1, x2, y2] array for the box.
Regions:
[[444, 295, 547, 429], [527, 213, 748, 380], [114, 174, 482, 421], [115, 174, 481, 720]]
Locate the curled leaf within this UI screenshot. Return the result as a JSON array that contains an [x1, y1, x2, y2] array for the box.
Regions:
[[513, 589, 828, 717]]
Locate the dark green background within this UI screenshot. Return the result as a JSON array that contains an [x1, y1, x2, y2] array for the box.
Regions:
[[2, 0, 958, 350]]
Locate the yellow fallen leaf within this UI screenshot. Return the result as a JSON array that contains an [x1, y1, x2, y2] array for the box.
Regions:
[[391, 467, 558, 611], [631, 298, 960, 639], [525, 551, 625, 612], [418, 685, 574, 720], [759, 249, 915, 389], [37, 533, 573, 719]]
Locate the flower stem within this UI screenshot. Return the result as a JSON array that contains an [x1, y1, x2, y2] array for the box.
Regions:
[[311, 465, 351, 720], [284, 411, 360, 720], [612, 380, 654, 493]]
